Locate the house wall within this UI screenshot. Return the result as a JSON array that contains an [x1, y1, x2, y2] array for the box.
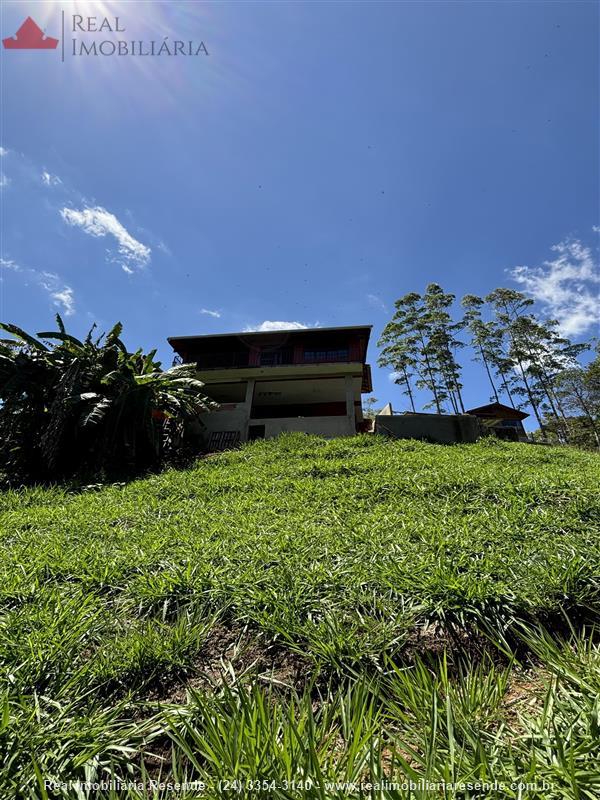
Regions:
[[193, 379, 254, 443], [251, 415, 354, 439], [195, 403, 250, 438], [196, 372, 361, 446]]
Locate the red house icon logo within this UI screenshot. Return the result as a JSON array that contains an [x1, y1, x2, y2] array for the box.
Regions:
[[3, 17, 59, 49]]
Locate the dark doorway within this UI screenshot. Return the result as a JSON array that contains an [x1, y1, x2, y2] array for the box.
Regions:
[[248, 425, 266, 440]]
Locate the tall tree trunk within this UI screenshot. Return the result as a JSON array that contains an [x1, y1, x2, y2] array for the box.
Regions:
[[446, 346, 465, 413], [497, 367, 516, 408], [419, 337, 442, 414], [454, 380, 466, 413], [540, 375, 568, 441], [479, 345, 499, 404], [548, 384, 572, 443], [438, 359, 459, 414], [496, 298, 546, 434], [515, 357, 545, 434], [445, 380, 459, 414], [516, 324, 569, 443], [402, 366, 416, 413]]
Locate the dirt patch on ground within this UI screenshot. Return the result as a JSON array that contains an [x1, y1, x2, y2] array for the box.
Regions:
[[147, 624, 313, 706], [140, 616, 550, 715], [500, 668, 548, 731], [403, 621, 503, 670]]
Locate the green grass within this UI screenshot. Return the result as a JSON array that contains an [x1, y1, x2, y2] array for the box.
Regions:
[[1, 434, 599, 797]]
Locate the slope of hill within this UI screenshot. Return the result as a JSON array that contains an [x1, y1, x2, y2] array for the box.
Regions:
[[1, 434, 599, 798]]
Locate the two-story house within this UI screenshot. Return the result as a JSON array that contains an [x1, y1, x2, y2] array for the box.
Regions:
[[168, 325, 373, 449]]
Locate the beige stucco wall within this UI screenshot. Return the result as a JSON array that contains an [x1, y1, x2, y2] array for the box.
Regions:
[[252, 415, 354, 439], [195, 372, 362, 446]]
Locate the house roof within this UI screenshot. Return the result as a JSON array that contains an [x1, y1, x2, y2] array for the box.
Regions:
[[466, 402, 529, 420], [168, 324, 372, 346]]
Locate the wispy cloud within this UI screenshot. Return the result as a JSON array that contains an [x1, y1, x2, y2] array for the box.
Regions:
[[0, 257, 20, 272], [60, 205, 151, 273], [1, 256, 76, 316], [509, 237, 599, 337], [51, 288, 75, 316], [200, 308, 221, 318], [41, 170, 62, 187], [39, 272, 76, 316], [367, 293, 387, 313], [0, 174, 10, 188], [0, 147, 8, 157], [245, 320, 309, 332]]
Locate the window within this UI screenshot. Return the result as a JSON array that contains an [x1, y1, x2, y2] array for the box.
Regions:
[[259, 348, 293, 366], [304, 348, 349, 363]]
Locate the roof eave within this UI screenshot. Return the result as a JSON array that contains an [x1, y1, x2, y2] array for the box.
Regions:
[[168, 324, 373, 346]]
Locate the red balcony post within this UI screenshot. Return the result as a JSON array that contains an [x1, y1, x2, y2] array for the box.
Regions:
[[248, 346, 260, 366]]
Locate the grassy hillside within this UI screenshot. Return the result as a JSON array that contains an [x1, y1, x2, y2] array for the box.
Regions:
[[1, 434, 599, 798]]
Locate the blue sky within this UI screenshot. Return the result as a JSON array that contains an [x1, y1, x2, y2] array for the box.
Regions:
[[1, 0, 598, 419]]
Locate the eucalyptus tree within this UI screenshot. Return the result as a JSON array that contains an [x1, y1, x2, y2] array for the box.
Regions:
[[586, 341, 600, 397], [378, 292, 447, 413], [462, 294, 521, 408], [377, 333, 417, 412], [423, 283, 465, 414], [484, 320, 521, 409], [362, 396, 381, 419], [461, 294, 500, 403], [540, 342, 599, 448], [553, 366, 600, 449], [485, 288, 549, 433], [520, 318, 590, 439], [484, 288, 592, 443]]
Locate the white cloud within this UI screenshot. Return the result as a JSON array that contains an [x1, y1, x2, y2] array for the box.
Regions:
[[0, 257, 20, 271], [509, 238, 599, 337], [367, 293, 387, 313], [245, 320, 308, 332], [0, 174, 10, 188], [200, 308, 221, 318], [60, 205, 151, 272], [3, 258, 76, 316], [39, 272, 75, 316], [50, 287, 75, 316], [42, 171, 62, 187], [593, 225, 600, 234], [0, 147, 8, 156]]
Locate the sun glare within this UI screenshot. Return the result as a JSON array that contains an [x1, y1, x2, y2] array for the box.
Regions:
[[6, 0, 223, 110]]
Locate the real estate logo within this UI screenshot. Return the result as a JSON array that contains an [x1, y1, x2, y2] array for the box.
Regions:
[[2, 17, 59, 50], [2, 12, 208, 60]]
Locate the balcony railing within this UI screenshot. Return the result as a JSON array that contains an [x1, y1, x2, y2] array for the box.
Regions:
[[196, 352, 250, 369], [187, 348, 358, 370]]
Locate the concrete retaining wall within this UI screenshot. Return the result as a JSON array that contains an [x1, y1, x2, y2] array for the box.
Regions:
[[374, 413, 480, 444]]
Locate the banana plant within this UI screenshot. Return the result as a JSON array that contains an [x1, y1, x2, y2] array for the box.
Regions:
[[0, 315, 216, 484]]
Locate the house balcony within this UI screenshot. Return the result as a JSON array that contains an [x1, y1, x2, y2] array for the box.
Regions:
[[191, 348, 357, 371]]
